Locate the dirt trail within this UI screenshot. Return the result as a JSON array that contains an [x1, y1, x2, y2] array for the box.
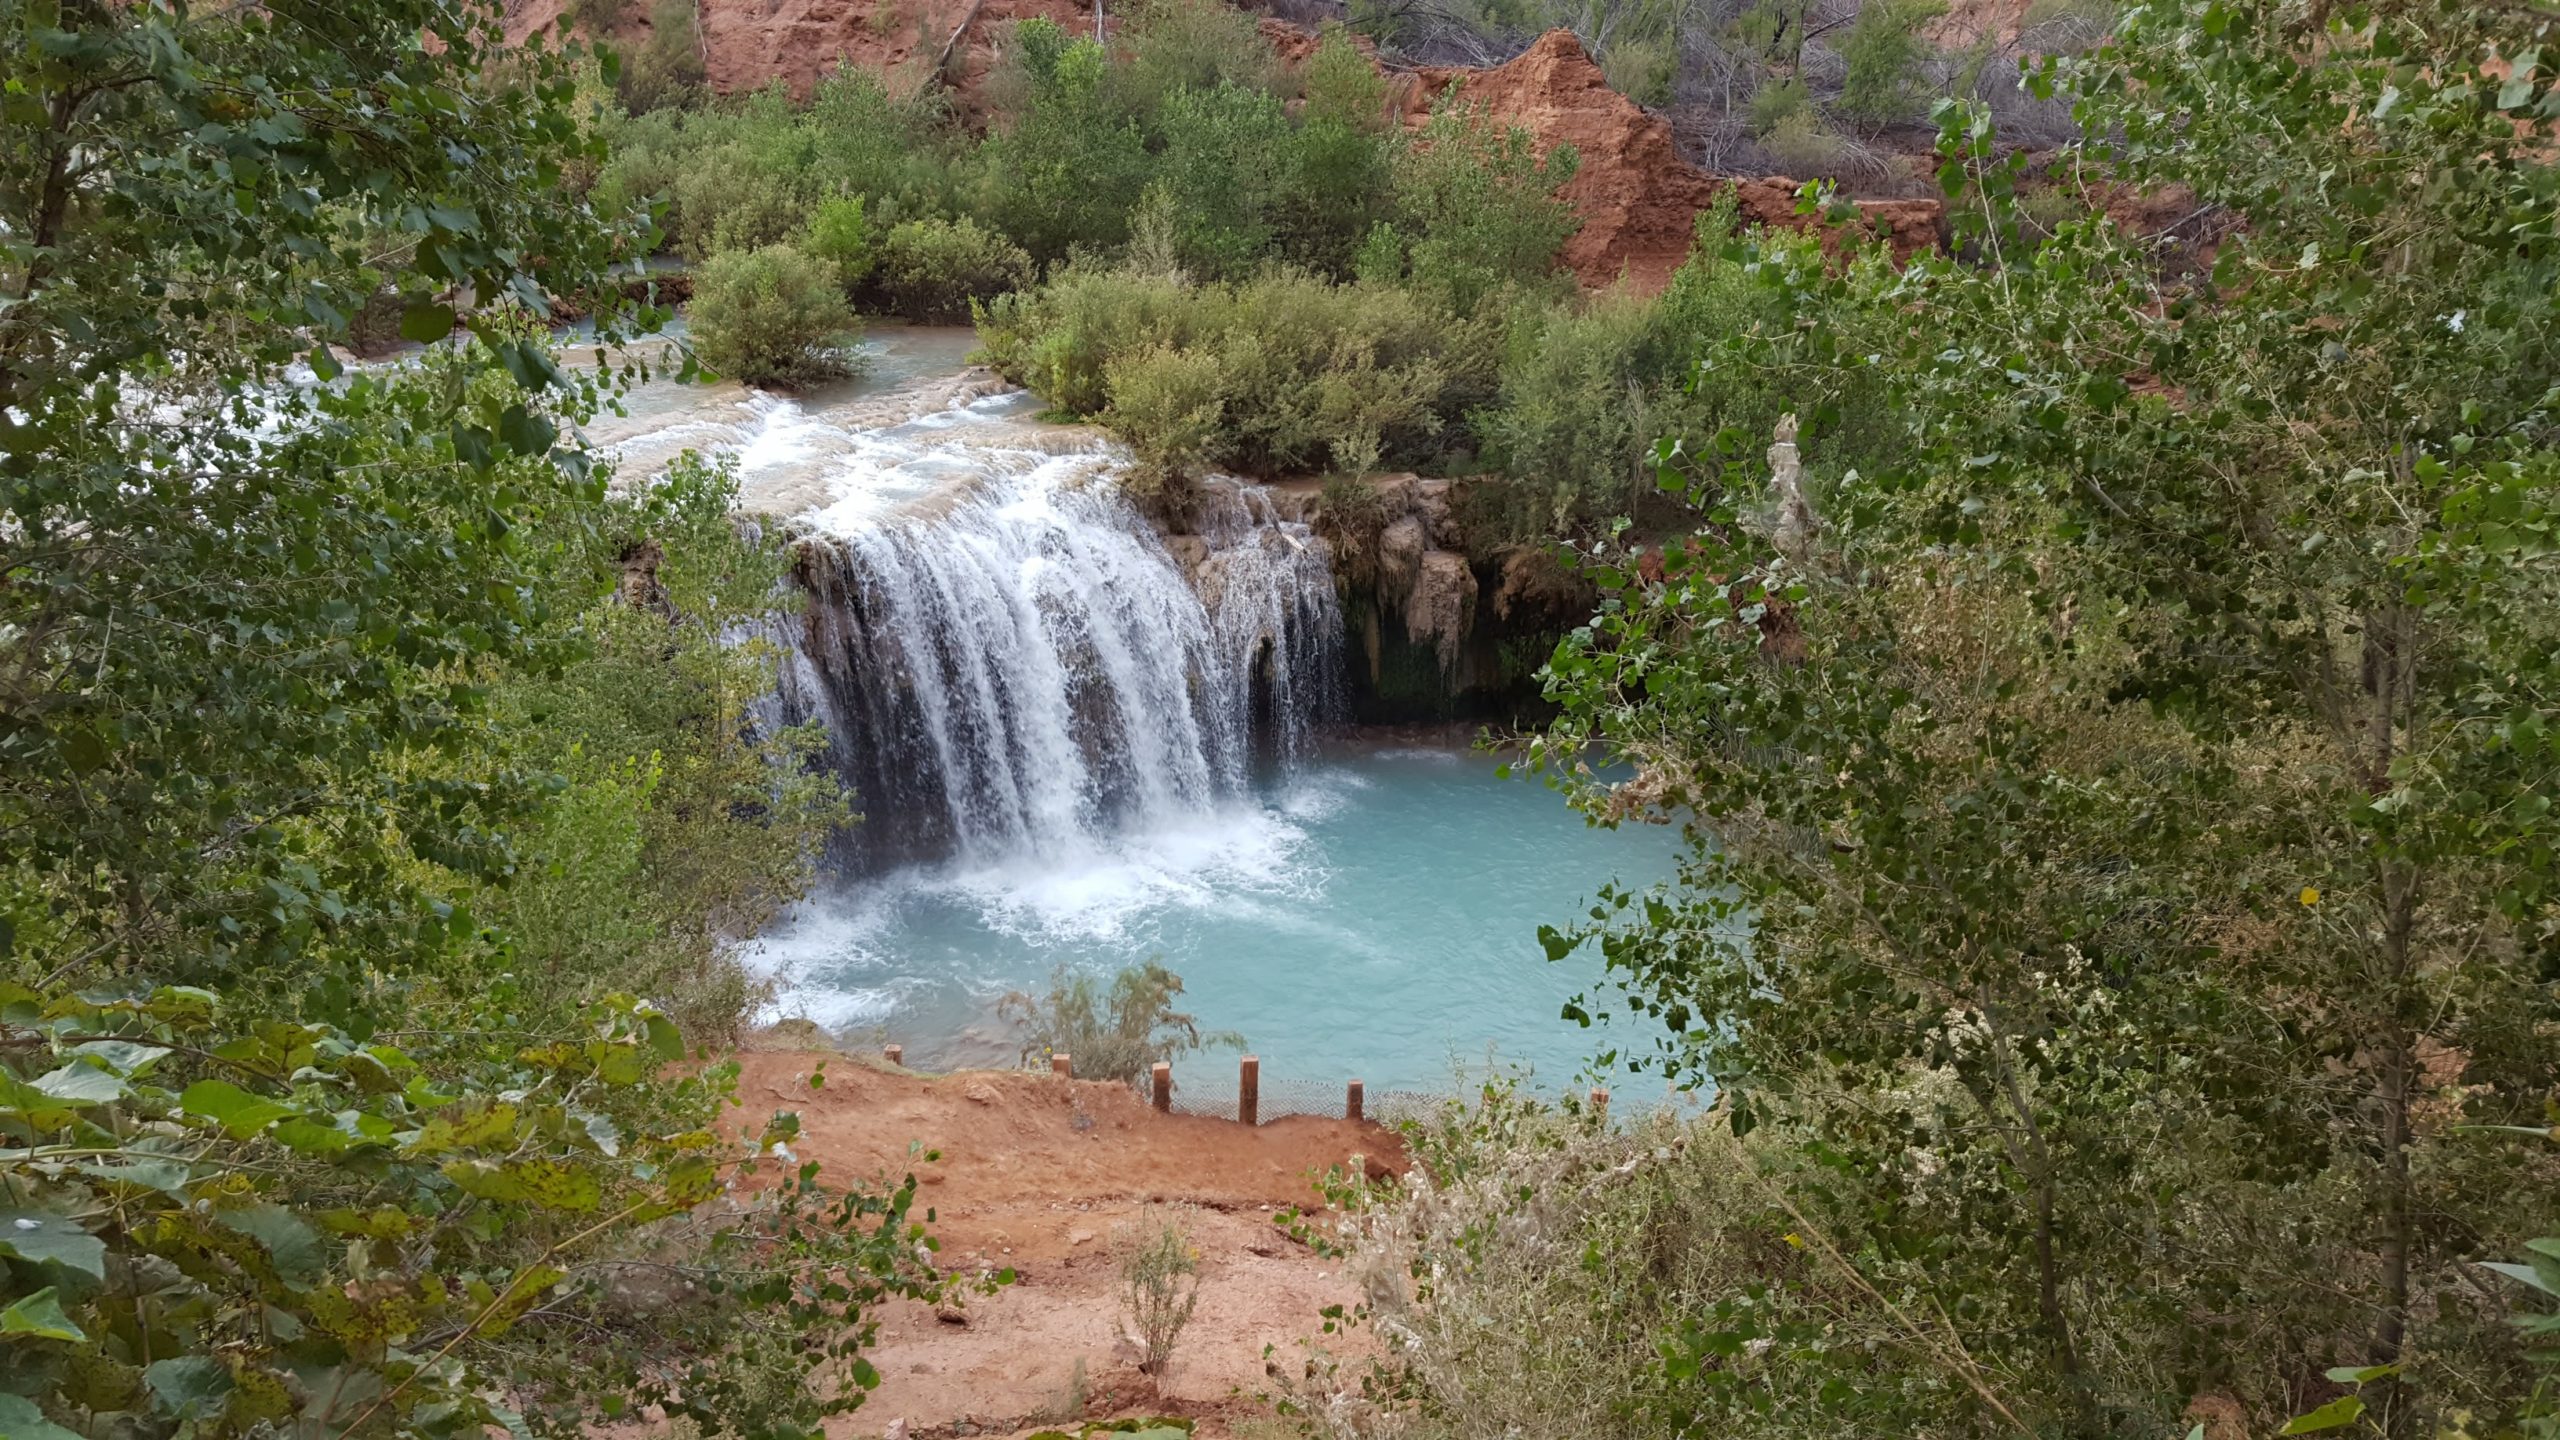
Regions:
[[725, 1054, 1403, 1439]]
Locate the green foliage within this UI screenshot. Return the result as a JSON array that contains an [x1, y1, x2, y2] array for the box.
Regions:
[[0, 0, 651, 1005], [978, 266, 1485, 477], [1102, 342, 1228, 492], [1834, 0, 1949, 132], [590, 68, 956, 261], [1115, 0, 1280, 112], [619, 0, 707, 113], [0, 988, 955, 1440], [1390, 103, 1580, 312], [805, 194, 876, 291], [1745, 73, 1811, 135], [1505, 1, 2560, 1434], [868, 215, 1036, 324], [688, 244, 858, 387], [0, 8, 949, 1439], [972, 37, 1152, 264], [1146, 83, 1301, 280], [1119, 1209, 1204, 1382], [996, 961, 1241, 1084]]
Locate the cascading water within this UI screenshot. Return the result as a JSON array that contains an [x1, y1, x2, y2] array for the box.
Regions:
[[589, 328, 1682, 1094], [770, 399, 1342, 871]]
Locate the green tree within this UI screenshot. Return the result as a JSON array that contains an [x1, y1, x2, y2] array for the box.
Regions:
[[1526, 0, 2560, 1432]]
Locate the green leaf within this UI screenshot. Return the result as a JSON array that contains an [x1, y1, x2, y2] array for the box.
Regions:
[[441, 1158, 602, 1211], [401, 301, 457, 344], [33, 1060, 131, 1103], [0, 1395, 84, 1440], [0, 1287, 87, 1343], [145, 1356, 235, 1422], [0, 1211, 106, 1279], [180, 1079, 294, 1138], [214, 1203, 326, 1288], [68, 1039, 170, 1077], [2280, 1396, 2366, 1434], [2481, 1260, 2560, 1297]]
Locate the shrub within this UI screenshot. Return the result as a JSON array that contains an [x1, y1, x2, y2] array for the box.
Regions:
[[621, 0, 707, 112], [1120, 1208, 1205, 1386], [673, 154, 805, 258], [688, 243, 858, 387], [1835, 0, 1949, 133], [980, 264, 1490, 476], [1758, 105, 1854, 177], [1118, 0, 1279, 111], [998, 960, 1242, 1083], [1103, 342, 1227, 491], [1148, 82, 1300, 279], [1747, 73, 1812, 136], [971, 37, 1151, 262], [805, 193, 875, 290], [868, 214, 1034, 322], [1392, 102, 1580, 313]]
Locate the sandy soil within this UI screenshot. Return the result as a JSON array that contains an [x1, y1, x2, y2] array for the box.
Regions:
[[723, 1053, 1404, 1439]]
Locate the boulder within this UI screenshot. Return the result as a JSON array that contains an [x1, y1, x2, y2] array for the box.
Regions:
[[1405, 550, 1479, 671]]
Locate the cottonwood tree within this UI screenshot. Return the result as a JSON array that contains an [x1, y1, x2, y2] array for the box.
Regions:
[[1531, 0, 2560, 1431]]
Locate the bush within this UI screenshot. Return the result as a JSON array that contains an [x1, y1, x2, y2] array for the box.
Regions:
[[1392, 102, 1580, 313], [805, 193, 875, 290], [1120, 1208, 1205, 1388], [1147, 82, 1299, 279], [1835, 0, 1949, 133], [978, 264, 1489, 477], [688, 243, 858, 387], [1103, 341, 1227, 491], [867, 214, 1034, 322], [997, 960, 1242, 1083], [1746, 73, 1812, 136]]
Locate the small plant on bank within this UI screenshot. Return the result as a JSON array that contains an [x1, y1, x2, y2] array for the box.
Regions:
[[688, 243, 858, 389], [998, 960, 1243, 1083], [868, 215, 1035, 324], [1120, 1207, 1205, 1386]]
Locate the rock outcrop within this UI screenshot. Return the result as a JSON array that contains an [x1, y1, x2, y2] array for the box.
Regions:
[[1397, 30, 1946, 290], [502, 0, 1091, 103]]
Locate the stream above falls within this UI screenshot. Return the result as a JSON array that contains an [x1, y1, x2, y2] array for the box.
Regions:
[[592, 325, 1688, 1098]]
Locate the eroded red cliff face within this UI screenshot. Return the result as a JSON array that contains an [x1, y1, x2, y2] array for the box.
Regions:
[[1397, 30, 1943, 291], [503, 0, 1091, 102]]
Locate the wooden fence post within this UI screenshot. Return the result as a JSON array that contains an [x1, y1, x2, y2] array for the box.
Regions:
[[1151, 1061, 1171, 1112], [1052, 1053, 1073, 1078], [884, 1044, 902, 1068], [1346, 1078, 1364, 1124], [1239, 1055, 1259, 1127]]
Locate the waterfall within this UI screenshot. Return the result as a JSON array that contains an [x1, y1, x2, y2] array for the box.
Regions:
[[773, 401, 1342, 872]]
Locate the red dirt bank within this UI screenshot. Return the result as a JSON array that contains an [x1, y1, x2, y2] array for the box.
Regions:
[[725, 1054, 1403, 1438]]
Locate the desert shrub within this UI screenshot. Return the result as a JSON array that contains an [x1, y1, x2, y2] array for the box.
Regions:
[[688, 243, 858, 386], [1757, 106, 1854, 177], [673, 155, 805, 258], [1103, 342, 1227, 490], [972, 36, 1152, 262], [1835, 0, 1949, 132], [1148, 82, 1300, 279], [1118, 0, 1280, 111], [998, 960, 1242, 1082], [1600, 34, 1674, 107], [1391, 102, 1580, 312], [1285, 1083, 1909, 1440], [1121, 1209, 1205, 1388], [619, 0, 707, 112], [1746, 73, 1812, 135], [868, 214, 1035, 322], [805, 193, 875, 290], [975, 264, 1213, 413], [1280, 28, 1395, 273], [982, 264, 1487, 476]]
